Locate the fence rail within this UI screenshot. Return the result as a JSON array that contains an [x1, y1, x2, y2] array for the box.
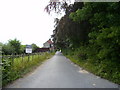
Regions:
[[1, 52, 49, 86], [1, 52, 43, 63]]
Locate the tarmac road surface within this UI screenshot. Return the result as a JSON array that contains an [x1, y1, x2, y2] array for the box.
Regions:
[[6, 51, 119, 88]]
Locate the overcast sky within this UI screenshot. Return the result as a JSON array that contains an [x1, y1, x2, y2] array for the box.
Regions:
[[0, 0, 64, 47]]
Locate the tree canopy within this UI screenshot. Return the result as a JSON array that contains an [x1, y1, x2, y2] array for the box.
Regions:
[[50, 2, 120, 84], [1, 39, 39, 55]]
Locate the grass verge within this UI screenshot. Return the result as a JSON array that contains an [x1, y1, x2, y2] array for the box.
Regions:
[[63, 49, 120, 85], [2, 52, 55, 87]]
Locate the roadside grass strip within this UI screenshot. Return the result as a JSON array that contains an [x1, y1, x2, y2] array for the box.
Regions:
[[2, 52, 54, 86]]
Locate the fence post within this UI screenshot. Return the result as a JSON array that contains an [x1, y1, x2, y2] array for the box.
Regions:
[[12, 54, 14, 66], [38, 53, 39, 59], [28, 54, 30, 62], [21, 54, 24, 63], [32, 53, 33, 61], [24, 53, 27, 68]]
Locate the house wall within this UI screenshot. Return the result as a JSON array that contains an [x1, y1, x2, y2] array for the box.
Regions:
[[43, 42, 50, 48]]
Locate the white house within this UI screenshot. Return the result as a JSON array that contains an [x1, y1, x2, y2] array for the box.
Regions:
[[43, 39, 54, 51]]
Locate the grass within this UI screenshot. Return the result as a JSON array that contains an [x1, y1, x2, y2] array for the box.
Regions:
[[2, 52, 55, 86], [63, 49, 120, 85]]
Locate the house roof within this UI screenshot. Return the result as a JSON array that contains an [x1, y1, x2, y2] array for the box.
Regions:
[[47, 39, 53, 44]]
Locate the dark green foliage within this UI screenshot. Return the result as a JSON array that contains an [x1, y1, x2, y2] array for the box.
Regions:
[[20, 45, 26, 53], [52, 2, 90, 48], [32, 43, 39, 53], [8, 39, 21, 54], [52, 2, 120, 84], [63, 47, 120, 84], [2, 44, 15, 55], [2, 39, 21, 55]]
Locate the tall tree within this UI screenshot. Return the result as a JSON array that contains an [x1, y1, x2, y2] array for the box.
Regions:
[[8, 39, 21, 54], [31, 43, 39, 53]]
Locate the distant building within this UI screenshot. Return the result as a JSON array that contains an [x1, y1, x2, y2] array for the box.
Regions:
[[43, 39, 52, 48], [43, 39, 54, 51], [36, 48, 50, 52], [36, 39, 54, 52]]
